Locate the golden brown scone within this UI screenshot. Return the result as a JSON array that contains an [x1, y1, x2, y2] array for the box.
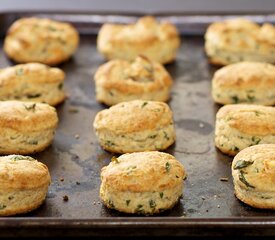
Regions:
[[4, 17, 79, 65], [212, 62, 275, 106], [205, 18, 275, 65], [93, 100, 175, 153], [97, 16, 180, 64], [0, 155, 51, 216], [0, 63, 65, 106], [215, 104, 275, 156], [94, 55, 173, 106], [232, 144, 275, 209], [0, 100, 58, 154], [100, 151, 186, 215]]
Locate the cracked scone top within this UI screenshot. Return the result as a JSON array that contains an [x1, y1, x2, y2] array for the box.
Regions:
[[205, 18, 275, 65], [97, 16, 180, 64], [4, 17, 79, 65], [93, 100, 176, 153], [100, 151, 186, 215], [94, 55, 173, 106], [232, 144, 275, 209], [0, 155, 51, 216]]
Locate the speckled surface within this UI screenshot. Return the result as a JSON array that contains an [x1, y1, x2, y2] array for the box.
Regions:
[[0, 16, 274, 236]]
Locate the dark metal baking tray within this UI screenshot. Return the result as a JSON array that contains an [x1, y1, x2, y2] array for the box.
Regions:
[[0, 12, 274, 237]]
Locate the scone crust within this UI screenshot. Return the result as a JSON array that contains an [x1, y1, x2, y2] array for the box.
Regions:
[[0, 155, 51, 216], [101, 151, 185, 192], [0, 63, 65, 106], [4, 17, 79, 65], [205, 18, 275, 65], [94, 56, 173, 105], [212, 62, 275, 105], [0, 101, 58, 132], [0, 155, 50, 189], [94, 100, 173, 134], [100, 151, 185, 214], [232, 144, 275, 209], [216, 104, 275, 136], [97, 16, 180, 64]]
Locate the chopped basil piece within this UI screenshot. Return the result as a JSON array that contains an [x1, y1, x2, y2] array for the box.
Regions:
[[109, 91, 114, 96], [58, 83, 63, 90], [252, 136, 261, 145], [8, 196, 14, 200], [159, 192, 164, 199], [148, 134, 157, 139], [239, 170, 255, 188], [24, 103, 36, 111], [163, 131, 170, 141], [108, 199, 115, 208], [231, 95, 239, 104], [141, 102, 148, 108], [0, 204, 6, 210], [105, 140, 115, 147], [247, 95, 255, 102], [165, 162, 171, 173], [28, 140, 38, 145], [126, 200, 131, 206], [149, 200, 156, 209], [10, 155, 35, 161], [233, 160, 254, 170], [48, 26, 57, 31], [27, 93, 41, 99], [232, 146, 239, 152]]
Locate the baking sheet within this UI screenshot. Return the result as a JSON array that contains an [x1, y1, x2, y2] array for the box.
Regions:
[[0, 12, 274, 236]]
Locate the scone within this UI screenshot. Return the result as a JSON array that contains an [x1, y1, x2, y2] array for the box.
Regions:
[[94, 55, 173, 106], [0, 101, 58, 154], [0, 63, 65, 106], [0, 155, 51, 216], [97, 16, 180, 64], [205, 18, 275, 65], [212, 62, 275, 106], [100, 151, 186, 215], [215, 104, 275, 156], [232, 144, 275, 209], [4, 17, 79, 65], [93, 100, 175, 153]]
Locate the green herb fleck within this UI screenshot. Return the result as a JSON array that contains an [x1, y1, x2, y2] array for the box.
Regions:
[[159, 192, 164, 199], [148, 134, 157, 139], [105, 140, 115, 147], [126, 200, 131, 206], [109, 91, 114, 96], [135, 204, 145, 214], [141, 102, 148, 108], [58, 83, 63, 90], [252, 136, 261, 145], [239, 170, 255, 188], [48, 26, 57, 31], [232, 146, 239, 152], [24, 103, 36, 111], [10, 155, 35, 161], [163, 131, 170, 141], [233, 160, 254, 170], [176, 175, 179, 178], [8, 196, 14, 200], [165, 162, 171, 173], [27, 93, 41, 99], [0, 204, 6, 210], [28, 140, 38, 145], [108, 199, 115, 208], [149, 200, 156, 209], [16, 68, 24, 76], [231, 95, 239, 104]]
